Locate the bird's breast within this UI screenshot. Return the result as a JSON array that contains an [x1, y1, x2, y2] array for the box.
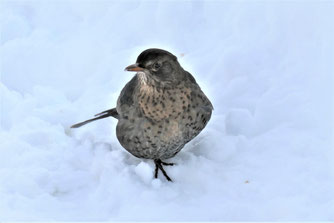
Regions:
[[137, 84, 192, 122]]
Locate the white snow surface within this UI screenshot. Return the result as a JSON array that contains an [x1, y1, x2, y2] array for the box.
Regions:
[[1, 1, 334, 221]]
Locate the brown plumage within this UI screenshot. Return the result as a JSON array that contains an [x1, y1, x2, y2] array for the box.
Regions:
[[71, 48, 213, 181]]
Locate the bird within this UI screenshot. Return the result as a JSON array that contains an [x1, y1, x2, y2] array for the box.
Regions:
[[71, 48, 213, 181]]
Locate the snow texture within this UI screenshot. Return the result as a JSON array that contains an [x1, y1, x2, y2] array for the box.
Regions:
[[1, 0, 334, 221]]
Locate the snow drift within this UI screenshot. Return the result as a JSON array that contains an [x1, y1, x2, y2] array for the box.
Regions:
[[0, 1, 333, 221]]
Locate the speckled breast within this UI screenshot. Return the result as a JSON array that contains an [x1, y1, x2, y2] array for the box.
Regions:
[[116, 74, 212, 160], [116, 83, 196, 160], [137, 84, 192, 122]]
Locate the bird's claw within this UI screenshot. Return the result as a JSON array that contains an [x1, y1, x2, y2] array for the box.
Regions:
[[154, 159, 173, 182], [161, 161, 175, 166]]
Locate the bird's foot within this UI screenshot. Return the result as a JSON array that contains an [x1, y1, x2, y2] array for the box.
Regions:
[[154, 159, 173, 182], [161, 161, 175, 166]]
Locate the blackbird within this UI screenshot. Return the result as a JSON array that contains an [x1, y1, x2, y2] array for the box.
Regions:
[[71, 48, 213, 181]]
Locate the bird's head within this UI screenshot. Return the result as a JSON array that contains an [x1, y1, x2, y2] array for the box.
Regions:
[[125, 48, 184, 87]]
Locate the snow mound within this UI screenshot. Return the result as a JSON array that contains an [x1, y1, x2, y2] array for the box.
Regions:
[[0, 1, 333, 221]]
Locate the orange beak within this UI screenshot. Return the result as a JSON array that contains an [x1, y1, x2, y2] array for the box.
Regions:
[[125, 63, 144, 72]]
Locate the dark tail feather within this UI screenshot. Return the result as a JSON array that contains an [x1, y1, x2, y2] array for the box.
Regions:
[[71, 108, 119, 128], [94, 108, 119, 119], [71, 114, 111, 128]]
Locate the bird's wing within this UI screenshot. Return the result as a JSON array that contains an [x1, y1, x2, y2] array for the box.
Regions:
[[116, 75, 138, 116], [187, 90, 213, 141], [182, 74, 213, 142], [185, 71, 213, 110]]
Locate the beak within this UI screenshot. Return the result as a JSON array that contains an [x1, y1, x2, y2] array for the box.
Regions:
[[125, 63, 144, 72]]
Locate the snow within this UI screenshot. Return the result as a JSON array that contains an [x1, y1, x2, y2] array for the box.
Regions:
[[1, 0, 334, 221]]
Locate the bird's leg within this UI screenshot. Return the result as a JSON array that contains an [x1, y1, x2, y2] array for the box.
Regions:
[[154, 162, 159, 178], [154, 159, 173, 182]]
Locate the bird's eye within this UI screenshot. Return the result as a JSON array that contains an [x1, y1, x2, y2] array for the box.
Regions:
[[153, 62, 161, 70]]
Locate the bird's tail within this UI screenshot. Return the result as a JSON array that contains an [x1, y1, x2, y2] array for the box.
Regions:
[[71, 108, 119, 128]]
